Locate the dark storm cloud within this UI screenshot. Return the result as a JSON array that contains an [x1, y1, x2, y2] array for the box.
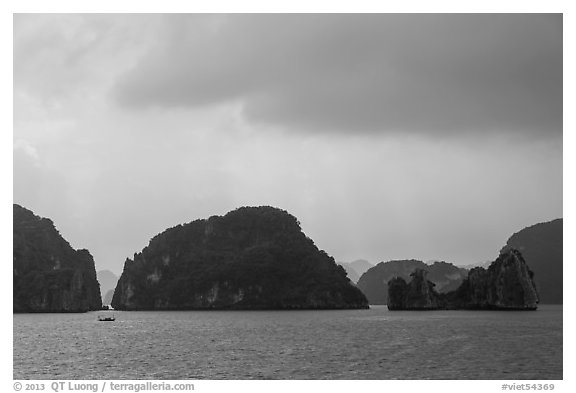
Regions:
[[13, 14, 563, 274], [114, 14, 562, 136]]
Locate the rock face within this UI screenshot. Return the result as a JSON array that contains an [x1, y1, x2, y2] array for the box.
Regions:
[[388, 269, 441, 310], [502, 219, 562, 304], [455, 248, 540, 310], [112, 206, 369, 310], [387, 249, 539, 310], [13, 204, 102, 312], [357, 260, 468, 305]]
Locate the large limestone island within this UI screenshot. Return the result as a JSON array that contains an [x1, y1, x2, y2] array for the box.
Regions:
[[13, 204, 102, 313], [387, 248, 539, 310], [112, 206, 369, 310]]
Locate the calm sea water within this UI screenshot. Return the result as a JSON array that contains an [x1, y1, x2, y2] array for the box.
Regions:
[[13, 305, 562, 380]]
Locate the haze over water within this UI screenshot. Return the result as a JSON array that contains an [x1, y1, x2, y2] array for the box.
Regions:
[[13, 306, 562, 380]]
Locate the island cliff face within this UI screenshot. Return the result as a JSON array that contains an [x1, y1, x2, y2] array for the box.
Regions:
[[111, 206, 369, 310], [13, 204, 102, 312], [388, 249, 538, 310], [502, 219, 562, 304]]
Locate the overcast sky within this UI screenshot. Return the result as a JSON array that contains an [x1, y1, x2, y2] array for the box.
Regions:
[[13, 14, 562, 275]]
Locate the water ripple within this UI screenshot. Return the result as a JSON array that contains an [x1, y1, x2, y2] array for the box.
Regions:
[[13, 305, 562, 379]]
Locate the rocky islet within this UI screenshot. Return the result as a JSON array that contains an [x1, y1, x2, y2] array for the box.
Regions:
[[387, 248, 539, 310]]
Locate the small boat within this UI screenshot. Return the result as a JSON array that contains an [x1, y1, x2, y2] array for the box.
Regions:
[[98, 314, 115, 322]]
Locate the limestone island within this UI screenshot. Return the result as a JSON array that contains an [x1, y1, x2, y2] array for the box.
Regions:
[[387, 248, 539, 311], [112, 206, 369, 310], [13, 204, 102, 313]]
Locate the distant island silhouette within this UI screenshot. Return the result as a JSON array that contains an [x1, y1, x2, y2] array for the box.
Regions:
[[12, 204, 561, 313], [357, 260, 468, 305]]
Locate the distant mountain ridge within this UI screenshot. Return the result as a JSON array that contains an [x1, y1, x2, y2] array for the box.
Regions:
[[339, 264, 360, 283], [103, 290, 115, 306], [97, 270, 119, 306], [458, 261, 492, 270], [357, 259, 468, 305], [338, 259, 374, 284], [501, 218, 562, 304]]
